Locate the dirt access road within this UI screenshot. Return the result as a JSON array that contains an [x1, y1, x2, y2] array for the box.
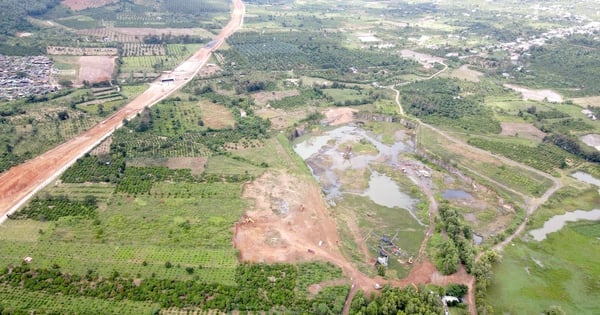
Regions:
[[0, 0, 246, 224], [391, 75, 562, 314]]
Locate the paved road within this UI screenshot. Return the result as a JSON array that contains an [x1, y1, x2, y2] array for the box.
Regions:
[[0, 0, 246, 224]]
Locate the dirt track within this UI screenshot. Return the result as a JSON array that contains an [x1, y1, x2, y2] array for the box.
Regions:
[[235, 171, 475, 315], [0, 0, 246, 223]]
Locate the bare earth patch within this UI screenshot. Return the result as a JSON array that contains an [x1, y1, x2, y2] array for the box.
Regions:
[[449, 65, 484, 82], [323, 107, 357, 126], [234, 171, 341, 263], [253, 90, 299, 106], [62, 0, 118, 11], [504, 84, 563, 103], [500, 122, 546, 141], [255, 108, 308, 130], [77, 56, 116, 85], [165, 157, 207, 175], [572, 96, 600, 108], [198, 101, 235, 129]]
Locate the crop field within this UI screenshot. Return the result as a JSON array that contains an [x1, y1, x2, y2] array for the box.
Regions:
[[0, 285, 159, 314], [149, 99, 206, 136], [76, 28, 140, 42], [122, 43, 166, 57], [0, 110, 101, 173], [0, 181, 246, 284], [467, 137, 581, 173], [121, 44, 200, 73], [111, 130, 212, 159]]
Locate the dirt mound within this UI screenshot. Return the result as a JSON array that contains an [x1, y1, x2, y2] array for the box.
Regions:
[[323, 108, 357, 126]]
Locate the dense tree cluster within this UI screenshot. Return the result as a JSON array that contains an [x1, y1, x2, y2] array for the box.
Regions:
[[546, 133, 600, 163], [434, 201, 476, 274], [0, 263, 348, 313], [473, 250, 500, 315], [7, 195, 97, 221], [350, 285, 444, 315]]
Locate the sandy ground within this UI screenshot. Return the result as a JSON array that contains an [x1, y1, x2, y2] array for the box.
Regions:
[[581, 134, 600, 151], [235, 171, 341, 263], [77, 56, 116, 85], [62, 0, 119, 11], [500, 122, 546, 141], [323, 107, 358, 126], [504, 84, 563, 103]]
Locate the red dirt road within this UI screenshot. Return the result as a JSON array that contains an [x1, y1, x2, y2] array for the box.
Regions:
[[0, 0, 245, 223]]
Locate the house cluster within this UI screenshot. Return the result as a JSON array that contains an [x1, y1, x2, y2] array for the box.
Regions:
[[490, 21, 600, 59], [0, 55, 58, 100]]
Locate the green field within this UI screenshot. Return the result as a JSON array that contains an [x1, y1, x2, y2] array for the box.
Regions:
[[0, 181, 246, 284], [488, 223, 600, 314]]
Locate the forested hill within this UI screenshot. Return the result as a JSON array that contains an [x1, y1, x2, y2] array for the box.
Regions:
[[0, 0, 61, 35]]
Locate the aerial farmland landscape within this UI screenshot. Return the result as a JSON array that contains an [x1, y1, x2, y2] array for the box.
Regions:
[[0, 0, 599, 314]]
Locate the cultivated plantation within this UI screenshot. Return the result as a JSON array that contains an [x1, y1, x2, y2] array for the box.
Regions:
[[1, 0, 600, 314]]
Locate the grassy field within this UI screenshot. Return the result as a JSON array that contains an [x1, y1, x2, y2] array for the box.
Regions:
[[488, 222, 600, 314], [0, 181, 246, 284], [335, 194, 426, 279]]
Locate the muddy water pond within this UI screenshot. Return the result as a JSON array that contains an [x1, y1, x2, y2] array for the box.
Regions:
[[365, 171, 417, 210], [571, 171, 600, 187], [529, 209, 600, 241], [293, 125, 421, 222]]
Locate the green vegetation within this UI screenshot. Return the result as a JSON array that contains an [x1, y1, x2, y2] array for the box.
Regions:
[[489, 224, 600, 314], [7, 195, 97, 221], [467, 137, 581, 173], [401, 78, 501, 134], [0, 263, 349, 313], [432, 201, 475, 274], [350, 285, 444, 314], [513, 37, 600, 97]]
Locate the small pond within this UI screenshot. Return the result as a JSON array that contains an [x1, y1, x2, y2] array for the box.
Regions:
[[571, 171, 600, 187], [365, 172, 416, 209], [529, 209, 600, 241]]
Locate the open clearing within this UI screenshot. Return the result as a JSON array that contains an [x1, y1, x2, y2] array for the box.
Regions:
[[447, 65, 484, 82], [252, 90, 300, 106], [572, 95, 600, 108], [235, 171, 341, 263], [77, 56, 116, 85], [61, 0, 119, 11], [197, 101, 235, 129], [504, 84, 563, 103], [500, 122, 546, 141]]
